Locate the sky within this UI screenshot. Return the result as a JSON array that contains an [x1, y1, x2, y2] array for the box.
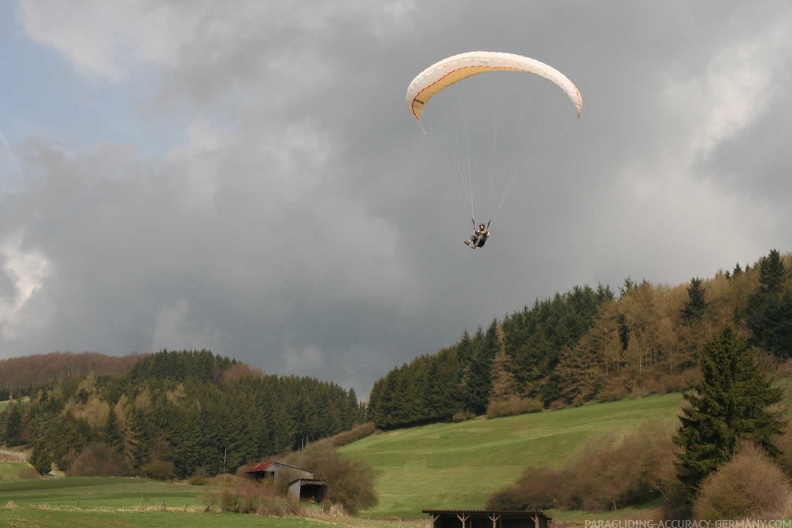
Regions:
[[1, 0, 791, 398]]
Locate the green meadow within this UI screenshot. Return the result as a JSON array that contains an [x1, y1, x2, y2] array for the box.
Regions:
[[0, 461, 29, 481], [0, 477, 207, 509], [0, 507, 337, 528], [0, 393, 685, 526], [342, 392, 684, 518]]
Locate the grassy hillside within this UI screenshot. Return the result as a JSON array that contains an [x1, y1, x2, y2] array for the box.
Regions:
[[0, 477, 208, 509], [0, 461, 29, 481], [342, 393, 684, 518], [0, 476, 420, 528], [0, 507, 335, 528]]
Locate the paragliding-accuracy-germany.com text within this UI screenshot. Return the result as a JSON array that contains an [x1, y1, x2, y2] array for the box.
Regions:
[[585, 521, 792, 528]]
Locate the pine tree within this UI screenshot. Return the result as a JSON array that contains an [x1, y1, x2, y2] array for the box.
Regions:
[[463, 322, 500, 415], [4, 403, 22, 447], [680, 277, 707, 326], [746, 250, 792, 359], [103, 407, 123, 451], [674, 325, 784, 503], [757, 250, 789, 294]]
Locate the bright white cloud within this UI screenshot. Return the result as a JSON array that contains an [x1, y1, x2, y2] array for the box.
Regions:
[[0, 231, 50, 340], [663, 19, 791, 160], [612, 14, 792, 271]]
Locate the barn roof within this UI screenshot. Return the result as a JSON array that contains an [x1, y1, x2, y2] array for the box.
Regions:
[[245, 461, 314, 474], [246, 461, 274, 472]]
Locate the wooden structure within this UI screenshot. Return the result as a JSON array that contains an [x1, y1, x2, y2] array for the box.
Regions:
[[288, 477, 328, 502], [245, 460, 328, 503], [423, 509, 551, 528]]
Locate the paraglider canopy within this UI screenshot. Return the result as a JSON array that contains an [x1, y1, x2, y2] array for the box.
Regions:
[[405, 51, 583, 236], [406, 51, 582, 121]]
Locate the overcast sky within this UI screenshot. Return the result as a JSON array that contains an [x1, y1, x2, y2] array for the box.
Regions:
[[1, 0, 791, 398]]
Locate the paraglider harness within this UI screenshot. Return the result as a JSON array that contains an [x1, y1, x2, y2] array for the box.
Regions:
[[468, 219, 491, 248]]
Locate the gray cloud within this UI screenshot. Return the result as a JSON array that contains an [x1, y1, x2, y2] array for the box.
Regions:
[[2, 0, 791, 397]]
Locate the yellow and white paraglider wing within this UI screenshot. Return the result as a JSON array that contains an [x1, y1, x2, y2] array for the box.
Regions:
[[405, 51, 582, 120]]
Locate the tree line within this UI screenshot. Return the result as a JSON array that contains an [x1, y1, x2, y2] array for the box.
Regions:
[[367, 250, 792, 429], [1, 349, 364, 478]]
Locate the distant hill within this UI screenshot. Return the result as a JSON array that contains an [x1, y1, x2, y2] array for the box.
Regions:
[[0, 352, 141, 398], [0, 349, 364, 480]]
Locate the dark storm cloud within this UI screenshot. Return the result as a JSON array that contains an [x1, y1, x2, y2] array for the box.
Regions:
[[2, 0, 791, 397]]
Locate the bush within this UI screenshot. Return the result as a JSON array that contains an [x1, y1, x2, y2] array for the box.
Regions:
[[693, 443, 791, 520], [324, 422, 378, 447], [140, 460, 175, 481], [486, 397, 543, 419], [29, 441, 52, 475], [204, 476, 300, 515], [452, 410, 475, 422], [189, 468, 209, 486], [68, 442, 129, 477], [287, 442, 378, 514], [486, 419, 679, 512], [487, 465, 571, 510], [772, 419, 792, 477], [17, 466, 39, 479]]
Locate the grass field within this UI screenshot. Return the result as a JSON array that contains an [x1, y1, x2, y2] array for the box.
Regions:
[[0, 477, 209, 509], [0, 507, 338, 528], [0, 399, 9, 412], [0, 393, 686, 526], [0, 461, 30, 481], [342, 392, 684, 518]]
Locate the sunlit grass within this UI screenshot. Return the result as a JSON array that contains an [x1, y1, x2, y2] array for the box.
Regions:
[[0, 506, 332, 528], [342, 393, 684, 518], [0, 461, 30, 482]]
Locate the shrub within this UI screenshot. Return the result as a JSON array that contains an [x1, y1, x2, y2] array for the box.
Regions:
[[68, 442, 129, 477], [204, 476, 300, 515], [287, 442, 378, 514], [772, 418, 792, 477], [140, 460, 175, 481], [189, 468, 209, 486], [693, 443, 791, 520], [452, 410, 475, 422], [486, 419, 679, 512], [17, 466, 39, 479], [569, 421, 678, 511], [487, 465, 571, 510], [29, 441, 52, 475], [325, 422, 378, 447], [486, 397, 543, 419]]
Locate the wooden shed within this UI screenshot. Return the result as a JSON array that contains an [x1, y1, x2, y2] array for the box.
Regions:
[[423, 509, 551, 528], [287, 478, 328, 502], [245, 461, 314, 490], [245, 461, 328, 503]]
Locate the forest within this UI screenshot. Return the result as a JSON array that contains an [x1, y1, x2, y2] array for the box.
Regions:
[[366, 249, 792, 429], [0, 350, 364, 478], [1, 250, 790, 481]]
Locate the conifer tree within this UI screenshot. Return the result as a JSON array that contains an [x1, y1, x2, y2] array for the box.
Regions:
[[674, 325, 784, 503], [680, 277, 707, 326], [3, 403, 22, 447], [463, 322, 500, 415], [746, 250, 792, 359]]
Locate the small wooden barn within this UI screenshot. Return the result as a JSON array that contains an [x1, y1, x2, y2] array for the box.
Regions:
[[423, 509, 551, 528], [287, 477, 328, 502], [245, 461, 328, 503]]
